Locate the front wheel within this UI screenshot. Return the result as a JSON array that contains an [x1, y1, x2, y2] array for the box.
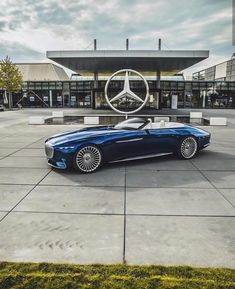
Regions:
[[177, 136, 198, 159], [74, 145, 102, 173]]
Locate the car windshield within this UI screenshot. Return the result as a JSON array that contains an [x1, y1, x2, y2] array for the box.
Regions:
[[114, 118, 148, 130]]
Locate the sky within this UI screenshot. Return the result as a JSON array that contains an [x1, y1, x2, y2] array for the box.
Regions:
[[0, 0, 234, 78]]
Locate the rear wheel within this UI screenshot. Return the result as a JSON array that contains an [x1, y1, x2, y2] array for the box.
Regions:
[[178, 136, 197, 159], [74, 145, 102, 173]]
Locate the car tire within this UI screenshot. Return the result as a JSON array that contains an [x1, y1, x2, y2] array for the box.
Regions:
[[177, 136, 198, 159], [74, 145, 102, 173]]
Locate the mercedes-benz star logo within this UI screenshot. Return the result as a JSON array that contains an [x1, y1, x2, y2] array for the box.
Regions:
[[105, 69, 149, 114]]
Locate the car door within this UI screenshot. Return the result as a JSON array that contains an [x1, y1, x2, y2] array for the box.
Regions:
[[144, 128, 178, 154], [102, 129, 148, 161]]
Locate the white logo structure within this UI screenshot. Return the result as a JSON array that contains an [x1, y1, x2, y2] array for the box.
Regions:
[[105, 69, 149, 114]]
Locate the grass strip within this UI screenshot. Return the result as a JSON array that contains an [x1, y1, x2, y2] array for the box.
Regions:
[[0, 262, 234, 289]]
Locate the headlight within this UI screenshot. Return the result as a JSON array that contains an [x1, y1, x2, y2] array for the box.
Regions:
[[58, 146, 75, 150]]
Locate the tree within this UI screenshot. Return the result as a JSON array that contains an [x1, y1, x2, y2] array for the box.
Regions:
[[0, 56, 23, 109]]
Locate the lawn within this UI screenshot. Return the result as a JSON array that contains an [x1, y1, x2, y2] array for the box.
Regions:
[[0, 262, 235, 289]]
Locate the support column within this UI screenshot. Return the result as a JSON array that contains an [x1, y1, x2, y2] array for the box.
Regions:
[[49, 90, 53, 107], [156, 70, 162, 109], [126, 38, 129, 50], [156, 38, 162, 109], [158, 38, 162, 50], [91, 39, 98, 109], [92, 71, 98, 109]]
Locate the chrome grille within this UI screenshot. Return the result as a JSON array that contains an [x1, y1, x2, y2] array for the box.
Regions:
[[45, 143, 54, 158]]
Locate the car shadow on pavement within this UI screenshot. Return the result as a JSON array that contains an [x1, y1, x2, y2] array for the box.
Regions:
[[46, 149, 235, 190]]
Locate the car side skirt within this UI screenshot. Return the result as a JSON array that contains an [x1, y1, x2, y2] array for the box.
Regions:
[[109, 152, 173, 163]]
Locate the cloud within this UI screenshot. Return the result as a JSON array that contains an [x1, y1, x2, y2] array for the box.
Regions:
[[0, 41, 44, 62], [0, 0, 233, 76], [0, 21, 7, 31]]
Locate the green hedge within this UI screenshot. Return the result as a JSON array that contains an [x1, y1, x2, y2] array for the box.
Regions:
[[0, 262, 235, 289]]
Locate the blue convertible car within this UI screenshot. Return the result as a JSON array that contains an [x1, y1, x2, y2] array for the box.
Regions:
[[45, 118, 210, 173]]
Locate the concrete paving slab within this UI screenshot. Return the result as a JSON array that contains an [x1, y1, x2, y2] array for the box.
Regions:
[[126, 216, 235, 268], [0, 185, 34, 211], [0, 156, 49, 168], [126, 170, 213, 188], [0, 168, 50, 185], [0, 148, 19, 157], [26, 140, 48, 149], [0, 212, 7, 219], [126, 188, 235, 216], [125, 158, 196, 171], [203, 171, 235, 189], [0, 134, 11, 140], [196, 149, 235, 160], [209, 145, 235, 151], [219, 189, 235, 207], [0, 109, 234, 267], [41, 167, 125, 187], [16, 185, 124, 214], [192, 159, 235, 171], [0, 142, 28, 149], [212, 140, 235, 148], [2, 137, 41, 143], [0, 212, 123, 264], [11, 149, 45, 157]]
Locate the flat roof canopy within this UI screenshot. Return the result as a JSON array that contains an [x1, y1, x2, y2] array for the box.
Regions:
[[47, 50, 209, 74]]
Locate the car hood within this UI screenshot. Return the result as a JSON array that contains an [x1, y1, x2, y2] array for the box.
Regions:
[[46, 126, 119, 146]]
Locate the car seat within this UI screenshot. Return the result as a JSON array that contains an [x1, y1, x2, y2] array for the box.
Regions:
[[159, 120, 165, 128]]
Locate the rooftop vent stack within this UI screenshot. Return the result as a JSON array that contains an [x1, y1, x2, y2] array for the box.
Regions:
[[158, 38, 162, 50], [126, 38, 129, 50], [94, 39, 97, 50]]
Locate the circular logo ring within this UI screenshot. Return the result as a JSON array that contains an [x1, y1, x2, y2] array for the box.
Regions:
[[104, 69, 149, 114]]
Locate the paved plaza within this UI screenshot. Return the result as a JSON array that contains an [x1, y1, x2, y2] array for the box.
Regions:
[[0, 109, 235, 267]]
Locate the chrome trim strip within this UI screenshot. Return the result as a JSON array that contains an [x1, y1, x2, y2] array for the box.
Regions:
[[115, 137, 143, 144], [47, 162, 60, 169], [47, 160, 66, 169], [109, 152, 173, 163]]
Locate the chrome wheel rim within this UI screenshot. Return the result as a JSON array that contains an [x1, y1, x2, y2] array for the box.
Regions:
[[181, 137, 197, 159], [76, 146, 101, 172]]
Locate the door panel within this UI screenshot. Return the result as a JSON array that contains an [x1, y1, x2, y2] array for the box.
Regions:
[[146, 129, 178, 154], [102, 130, 148, 161]]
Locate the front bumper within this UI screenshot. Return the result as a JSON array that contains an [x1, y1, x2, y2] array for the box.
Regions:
[[47, 158, 67, 169], [198, 134, 211, 150], [45, 141, 77, 170]]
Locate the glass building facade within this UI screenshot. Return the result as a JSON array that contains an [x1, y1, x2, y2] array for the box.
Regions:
[[193, 58, 235, 82], [1, 79, 235, 109]]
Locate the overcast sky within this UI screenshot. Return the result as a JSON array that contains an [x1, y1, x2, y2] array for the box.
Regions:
[[0, 0, 234, 77]]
